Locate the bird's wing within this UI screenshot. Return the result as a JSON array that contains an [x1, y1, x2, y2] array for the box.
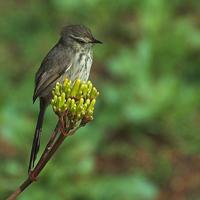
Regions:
[[33, 43, 72, 102]]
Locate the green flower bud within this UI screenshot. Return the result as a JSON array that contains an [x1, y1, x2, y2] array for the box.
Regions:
[[77, 83, 85, 98], [66, 98, 71, 108], [70, 79, 81, 97], [61, 92, 66, 104], [90, 87, 99, 99], [83, 99, 90, 111], [87, 99, 96, 116], [55, 82, 61, 96], [86, 81, 93, 97], [63, 79, 71, 97], [65, 88, 71, 98], [58, 96, 62, 108], [82, 84, 88, 97], [61, 103, 68, 112], [69, 99, 75, 111], [71, 104, 77, 116]]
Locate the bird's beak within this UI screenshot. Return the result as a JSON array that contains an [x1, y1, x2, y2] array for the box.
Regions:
[[92, 38, 103, 44]]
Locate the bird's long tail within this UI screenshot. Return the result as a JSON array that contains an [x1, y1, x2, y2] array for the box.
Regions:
[[28, 98, 47, 173]]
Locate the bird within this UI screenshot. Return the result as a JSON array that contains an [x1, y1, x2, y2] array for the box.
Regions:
[[28, 25, 102, 173]]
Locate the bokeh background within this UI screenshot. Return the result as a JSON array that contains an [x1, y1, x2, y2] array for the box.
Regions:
[[0, 0, 200, 199]]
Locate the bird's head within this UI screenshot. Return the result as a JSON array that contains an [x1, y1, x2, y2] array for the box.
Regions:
[[61, 25, 102, 48]]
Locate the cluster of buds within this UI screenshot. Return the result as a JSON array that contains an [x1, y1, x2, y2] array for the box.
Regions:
[[51, 79, 99, 124]]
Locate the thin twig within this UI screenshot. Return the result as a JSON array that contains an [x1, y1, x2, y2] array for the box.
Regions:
[[6, 117, 72, 200], [7, 178, 32, 200]]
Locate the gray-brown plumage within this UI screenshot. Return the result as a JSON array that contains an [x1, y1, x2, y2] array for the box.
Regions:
[[29, 25, 102, 173]]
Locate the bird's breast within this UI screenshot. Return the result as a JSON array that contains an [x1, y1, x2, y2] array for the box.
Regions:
[[64, 50, 93, 82]]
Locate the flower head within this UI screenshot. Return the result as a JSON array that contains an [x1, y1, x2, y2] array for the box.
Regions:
[[51, 79, 99, 124]]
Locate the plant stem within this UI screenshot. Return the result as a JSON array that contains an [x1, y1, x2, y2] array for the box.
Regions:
[[7, 178, 32, 200], [6, 120, 67, 200]]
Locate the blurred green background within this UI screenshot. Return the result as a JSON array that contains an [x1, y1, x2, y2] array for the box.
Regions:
[[0, 0, 200, 199]]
